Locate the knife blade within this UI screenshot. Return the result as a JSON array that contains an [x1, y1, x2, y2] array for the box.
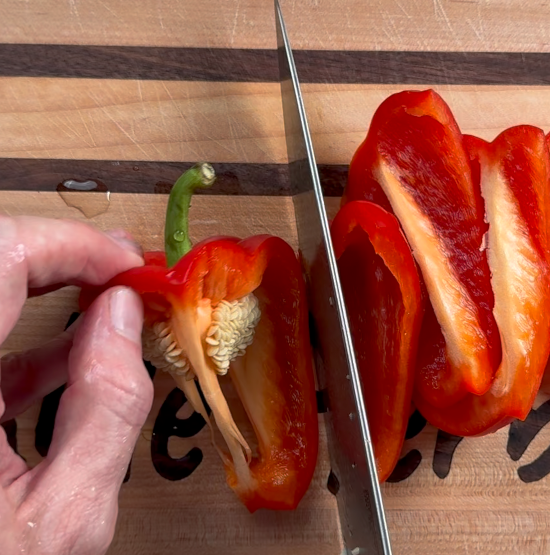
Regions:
[[275, 2, 392, 553]]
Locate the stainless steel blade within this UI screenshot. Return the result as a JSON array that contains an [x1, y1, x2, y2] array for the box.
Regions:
[[275, 2, 392, 553]]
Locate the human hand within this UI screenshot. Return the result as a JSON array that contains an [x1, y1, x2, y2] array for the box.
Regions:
[[0, 216, 154, 554]]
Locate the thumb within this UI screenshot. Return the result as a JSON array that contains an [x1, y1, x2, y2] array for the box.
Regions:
[[48, 285, 153, 468], [14, 287, 153, 555]]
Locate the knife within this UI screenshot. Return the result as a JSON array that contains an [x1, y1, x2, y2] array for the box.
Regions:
[[275, 2, 392, 554]]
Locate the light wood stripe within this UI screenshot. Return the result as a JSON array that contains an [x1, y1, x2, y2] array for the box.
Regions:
[[2, 0, 549, 53], [302, 84, 550, 165], [3, 80, 550, 167], [0, 79, 287, 163]]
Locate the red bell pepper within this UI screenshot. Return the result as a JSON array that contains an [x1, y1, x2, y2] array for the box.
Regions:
[[416, 126, 550, 435], [540, 133, 550, 396], [80, 164, 318, 511], [343, 89, 501, 410], [331, 200, 423, 482]]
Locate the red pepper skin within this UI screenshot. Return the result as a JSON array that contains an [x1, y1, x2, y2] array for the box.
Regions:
[[416, 126, 550, 436], [81, 235, 318, 512], [331, 201, 423, 482], [541, 133, 550, 396], [343, 89, 500, 410]]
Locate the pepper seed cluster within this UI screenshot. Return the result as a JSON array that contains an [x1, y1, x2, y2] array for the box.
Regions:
[[142, 322, 191, 377], [205, 294, 261, 375], [142, 293, 261, 378]]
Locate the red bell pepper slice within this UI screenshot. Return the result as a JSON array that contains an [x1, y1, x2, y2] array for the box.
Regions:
[[80, 166, 318, 512], [343, 89, 501, 410], [331, 200, 423, 482], [541, 133, 550, 396], [416, 126, 550, 435]]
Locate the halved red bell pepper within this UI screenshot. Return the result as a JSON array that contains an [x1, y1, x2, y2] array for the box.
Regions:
[[540, 133, 550, 396], [416, 126, 550, 435], [331, 200, 423, 482], [343, 89, 501, 410], [80, 165, 318, 511]]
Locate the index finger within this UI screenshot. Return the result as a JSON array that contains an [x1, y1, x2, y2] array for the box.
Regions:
[[0, 216, 144, 345]]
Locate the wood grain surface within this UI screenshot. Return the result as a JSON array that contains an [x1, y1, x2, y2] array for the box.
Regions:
[[2, 0, 550, 53], [3, 0, 550, 554], [3, 80, 550, 167]]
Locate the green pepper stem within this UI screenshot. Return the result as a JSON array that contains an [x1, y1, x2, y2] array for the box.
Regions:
[[164, 163, 216, 267]]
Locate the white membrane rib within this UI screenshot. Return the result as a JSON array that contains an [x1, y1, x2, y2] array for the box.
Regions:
[[481, 166, 543, 396], [376, 162, 486, 382]]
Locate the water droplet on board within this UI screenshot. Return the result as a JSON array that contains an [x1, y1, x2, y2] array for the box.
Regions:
[[173, 230, 185, 242], [63, 179, 98, 191], [56, 179, 110, 218]]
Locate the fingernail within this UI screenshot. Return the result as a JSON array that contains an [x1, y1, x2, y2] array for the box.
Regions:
[[110, 287, 143, 344], [106, 229, 143, 257]]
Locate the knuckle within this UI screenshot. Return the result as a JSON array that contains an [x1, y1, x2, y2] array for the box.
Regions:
[[92, 360, 154, 427]]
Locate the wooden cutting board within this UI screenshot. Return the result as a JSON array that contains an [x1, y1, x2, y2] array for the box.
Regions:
[[2, 1, 550, 554]]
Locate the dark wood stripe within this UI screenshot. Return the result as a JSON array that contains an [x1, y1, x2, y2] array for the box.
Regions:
[[0, 158, 348, 196], [0, 45, 277, 82], [1, 44, 550, 85], [294, 50, 550, 85], [318, 164, 348, 196], [0, 159, 289, 195]]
